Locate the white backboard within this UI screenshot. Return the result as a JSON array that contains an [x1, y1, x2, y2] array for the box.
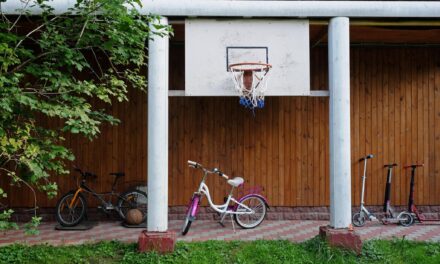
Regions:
[[185, 19, 310, 96]]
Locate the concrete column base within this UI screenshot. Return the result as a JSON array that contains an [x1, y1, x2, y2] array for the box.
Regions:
[[138, 230, 177, 253], [319, 225, 362, 254]]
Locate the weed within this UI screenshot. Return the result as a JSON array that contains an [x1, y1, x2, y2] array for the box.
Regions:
[[1, 238, 440, 263]]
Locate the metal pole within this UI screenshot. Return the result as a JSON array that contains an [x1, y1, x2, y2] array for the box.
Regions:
[[329, 17, 351, 229], [147, 17, 169, 232], [3, 1, 440, 18], [360, 160, 367, 206]]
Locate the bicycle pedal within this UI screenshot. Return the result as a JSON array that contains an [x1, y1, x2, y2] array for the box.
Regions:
[[105, 205, 114, 210]]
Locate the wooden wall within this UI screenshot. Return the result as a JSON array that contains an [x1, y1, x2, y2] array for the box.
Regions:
[[2, 46, 440, 208]]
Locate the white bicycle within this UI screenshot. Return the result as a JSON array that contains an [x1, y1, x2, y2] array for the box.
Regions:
[[182, 160, 269, 235]]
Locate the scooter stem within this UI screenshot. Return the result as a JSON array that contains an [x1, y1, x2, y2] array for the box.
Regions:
[[360, 158, 368, 205]]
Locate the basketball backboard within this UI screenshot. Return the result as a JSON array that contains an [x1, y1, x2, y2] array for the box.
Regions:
[[185, 19, 310, 96]]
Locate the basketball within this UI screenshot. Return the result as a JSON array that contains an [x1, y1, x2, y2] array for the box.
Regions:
[[126, 209, 143, 225]]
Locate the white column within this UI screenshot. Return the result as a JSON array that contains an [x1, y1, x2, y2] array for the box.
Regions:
[[328, 17, 351, 229], [147, 17, 169, 232]]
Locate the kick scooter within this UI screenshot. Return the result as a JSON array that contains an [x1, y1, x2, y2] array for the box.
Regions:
[[381, 163, 414, 226], [404, 164, 437, 223], [352, 154, 379, 227]]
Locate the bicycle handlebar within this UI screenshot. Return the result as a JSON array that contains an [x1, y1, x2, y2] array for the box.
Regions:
[[188, 160, 201, 169], [187, 160, 229, 180], [73, 165, 97, 179], [213, 168, 229, 180]]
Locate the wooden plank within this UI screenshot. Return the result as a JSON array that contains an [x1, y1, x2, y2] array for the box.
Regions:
[[8, 46, 440, 208], [422, 48, 430, 205], [397, 47, 406, 205], [371, 48, 379, 205], [278, 98, 285, 205], [435, 48, 440, 205], [365, 48, 374, 205], [296, 99, 303, 205], [283, 97, 291, 205], [381, 47, 390, 207], [428, 48, 436, 204], [376, 48, 384, 206], [405, 48, 414, 205], [290, 98, 298, 206]]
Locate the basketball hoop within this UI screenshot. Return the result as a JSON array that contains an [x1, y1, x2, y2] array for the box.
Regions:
[[228, 62, 272, 109]]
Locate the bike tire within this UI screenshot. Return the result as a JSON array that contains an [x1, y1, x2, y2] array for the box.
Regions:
[[117, 190, 148, 222], [233, 195, 267, 229], [181, 209, 193, 236], [398, 212, 415, 227], [182, 196, 199, 235], [352, 212, 366, 227], [55, 190, 87, 227]]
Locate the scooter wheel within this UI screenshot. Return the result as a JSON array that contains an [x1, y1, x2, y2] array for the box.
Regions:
[[398, 212, 414, 227], [382, 219, 389, 225], [352, 212, 366, 227]]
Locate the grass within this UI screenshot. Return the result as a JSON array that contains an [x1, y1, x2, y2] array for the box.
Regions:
[[0, 237, 440, 264]]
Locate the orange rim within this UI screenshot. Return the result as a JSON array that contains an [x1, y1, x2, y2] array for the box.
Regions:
[[228, 62, 272, 72]]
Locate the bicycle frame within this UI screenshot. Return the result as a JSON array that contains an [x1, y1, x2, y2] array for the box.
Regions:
[[196, 182, 254, 216], [68, 178, 123, 212], [194, 170, 254, 216]]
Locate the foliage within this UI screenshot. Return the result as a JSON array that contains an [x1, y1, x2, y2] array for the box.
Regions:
[[1, 238, 440, 263], [0, 0, 171, 233]]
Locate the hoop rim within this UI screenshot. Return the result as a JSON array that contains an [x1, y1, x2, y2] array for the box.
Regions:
[[228, 62, 272, 72]]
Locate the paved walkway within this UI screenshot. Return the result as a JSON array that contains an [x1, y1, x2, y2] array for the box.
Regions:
[[1, 220, 440, 246]]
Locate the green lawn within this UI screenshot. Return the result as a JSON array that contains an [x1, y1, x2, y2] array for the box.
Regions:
[[0, 237, 439, 264]]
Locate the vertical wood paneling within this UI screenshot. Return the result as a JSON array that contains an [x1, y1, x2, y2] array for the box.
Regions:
[[3, 47, 440, 208]]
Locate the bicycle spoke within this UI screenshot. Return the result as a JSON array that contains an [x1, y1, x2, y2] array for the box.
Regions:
[[235, 196, 266, 228]]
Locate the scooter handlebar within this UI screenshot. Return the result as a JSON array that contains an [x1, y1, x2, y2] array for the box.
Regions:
[[359, 154, 374, 162], [384, 163, 398, 168], [403, 164, 424, 169]]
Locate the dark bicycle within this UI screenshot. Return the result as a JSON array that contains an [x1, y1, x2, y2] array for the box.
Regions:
[[55, 166, 147, 227]]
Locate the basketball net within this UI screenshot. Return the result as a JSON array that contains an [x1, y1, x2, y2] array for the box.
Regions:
[[229, 62, 272, 110]]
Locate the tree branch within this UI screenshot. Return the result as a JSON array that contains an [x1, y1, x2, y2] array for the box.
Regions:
[[14, 15, 60, 52], [7, 0, 32, 32], [7, 51, 55, 75]]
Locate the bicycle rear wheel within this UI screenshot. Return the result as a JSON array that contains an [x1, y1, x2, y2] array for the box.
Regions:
[[55, 191, 87, 227], [234, 195, 267, 229], [117, 190, 148, 222]]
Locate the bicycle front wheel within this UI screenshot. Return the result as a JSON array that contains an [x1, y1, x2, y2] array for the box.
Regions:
[[234, 195, 267, 229], [55, 191, 87, 227], [117, 190, 148, 222], [182, 196, 199, 235]]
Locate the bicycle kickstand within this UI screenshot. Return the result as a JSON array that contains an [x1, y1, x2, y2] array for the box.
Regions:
[[230, 214, 236, 233], [218, 212, 227, 227]]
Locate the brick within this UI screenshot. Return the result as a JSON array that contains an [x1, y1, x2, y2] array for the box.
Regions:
[[317, 213, 330, 220], [169, 206, 187, 213], [283, 212, 301, 220], [319, 226, 363, 255], [196, 213, 213, 220], [266, 212, 283, 220], [138, 231, 177, 254]]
